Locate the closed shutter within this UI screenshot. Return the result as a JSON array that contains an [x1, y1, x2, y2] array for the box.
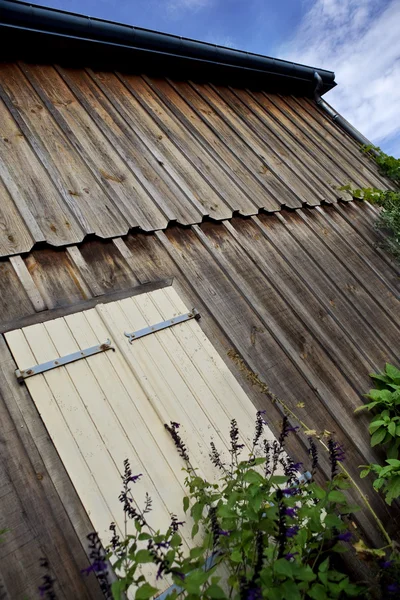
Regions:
[[5, 286, 276, 557]]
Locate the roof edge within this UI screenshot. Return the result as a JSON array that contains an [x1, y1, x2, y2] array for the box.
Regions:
[[0, 0, 336, 95]]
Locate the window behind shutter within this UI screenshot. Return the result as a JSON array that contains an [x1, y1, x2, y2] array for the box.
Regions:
[[5, 286, 276, 558]]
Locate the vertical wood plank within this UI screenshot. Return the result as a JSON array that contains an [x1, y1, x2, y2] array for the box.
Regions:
[[66, 246, 104, 297], [9, 255, 47, 312]]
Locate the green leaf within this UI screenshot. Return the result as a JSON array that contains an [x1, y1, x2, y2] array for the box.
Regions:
[[331, 573, 347, 583], [281, 580, 301, 600], [368, 420, 385, 433], [112, 580, 126, 600], [386, 363, 400, 384], [344, 583, 365, 597], [206, 584, 226, 598], [360, 468, 371, 479], [243, 470, 264, 484], [218, 504, 236, 519], [373, 478, 385, 490], [308, 583, 328, 600], [312, 485, 327, 500], [191, 523, 199, 539], [319, 558, 329, 573], [371, 428, 387, 446], [135, 550, 154, 564], [189, 546, 204, 559], [327, 490, 347, 503], [191, 501, 204, 523], [135, 583, 159, 600], [355, 401, 379, 413], [386, 459, 400, 467], [368, 389, 393, 403], [230, 549, 242, 563], [138, 533, 152, 541], [323, 514, 343, 528], [170, 533, 182, 548], [388, 421, 396, 436], [184, 569, 210, 594], [292, 565, 316, 582], [339, 504, 360, 515], [269, 475, 289, 485], [385, 475, 400, 504], [183, 496, 190, 513], [274, 558, 294, 579]]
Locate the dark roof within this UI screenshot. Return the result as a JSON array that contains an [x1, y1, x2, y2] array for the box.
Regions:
[[0, 0, 335, 95]]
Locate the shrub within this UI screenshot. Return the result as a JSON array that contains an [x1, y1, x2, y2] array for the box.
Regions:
[[357, 363, 400, 505], [89, 415, 365, 599]]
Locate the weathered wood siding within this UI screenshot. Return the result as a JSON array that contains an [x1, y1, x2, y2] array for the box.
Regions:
[[0, 61, 390, 256], [0, 202, 399, 598]]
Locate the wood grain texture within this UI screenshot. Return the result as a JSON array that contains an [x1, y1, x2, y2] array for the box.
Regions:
[[0, 94, 83, 247], [0, 186, 398, 599], [0, 62, 394, 256], [9, 255, 47, 312], [287, 96, 390, 190], [213, 85, 340, 205]]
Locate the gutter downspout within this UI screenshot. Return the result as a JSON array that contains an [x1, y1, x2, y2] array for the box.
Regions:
[[313, 71, 379, 156]]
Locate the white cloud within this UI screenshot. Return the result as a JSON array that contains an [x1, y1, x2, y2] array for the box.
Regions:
[[279, 0, 400, 157], [166, 0, 211, 15]]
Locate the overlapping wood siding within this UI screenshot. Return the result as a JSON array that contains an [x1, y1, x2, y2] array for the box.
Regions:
[[0, 61, 390, 257], [0, 203, 399, 598]]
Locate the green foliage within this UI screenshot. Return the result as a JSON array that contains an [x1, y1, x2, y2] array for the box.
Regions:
[[340, 146, 400, 259], [356, 363, 400, 504], [100, 416, 367, 599], [360, 460, 400, 506]]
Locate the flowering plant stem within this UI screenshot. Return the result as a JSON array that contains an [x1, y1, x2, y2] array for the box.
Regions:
[[227, 350, 393, 548]]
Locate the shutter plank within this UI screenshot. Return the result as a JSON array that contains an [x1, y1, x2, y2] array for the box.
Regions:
[[5, 326, 114, 539]]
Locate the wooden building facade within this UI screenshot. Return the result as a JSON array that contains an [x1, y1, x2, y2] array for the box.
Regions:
[[0, 1, 399, 597]]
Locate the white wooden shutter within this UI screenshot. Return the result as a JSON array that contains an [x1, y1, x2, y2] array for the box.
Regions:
[[5, 286, 277, 555]]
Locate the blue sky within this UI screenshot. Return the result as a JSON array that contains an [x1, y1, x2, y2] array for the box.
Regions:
[[32, 0, 400, 157]]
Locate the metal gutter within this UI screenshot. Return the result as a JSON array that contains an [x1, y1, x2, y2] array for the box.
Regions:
[[313, 71, 378, 153], [0, 0, 336, 95]]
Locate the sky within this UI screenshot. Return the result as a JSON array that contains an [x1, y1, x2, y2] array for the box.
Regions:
[[31, 0, 400, 157]]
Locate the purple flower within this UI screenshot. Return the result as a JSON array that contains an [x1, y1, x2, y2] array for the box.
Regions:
[[285, 526, 299, 538], [337, 531, 352, 542], [285, 552, 299, 560], [156, 565, 164, 580], [287, 426, 300, 433], [247, 587, 262, 600], [381, 560, 393, 569], [284, 507, 297, 518], [218, 529, 231, 536], [165, 422, 190, 461], [282, 487, 299, 496], [81, 561, 108, 576], [387, 583, 400, 594], [155, 541, 170, 549], [129, 474, 143, 483], [328, 439, 346, 478]]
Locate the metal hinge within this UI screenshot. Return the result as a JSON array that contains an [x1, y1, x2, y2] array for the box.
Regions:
[[15, 339, 114, 382], [124, 309, 200, 344]]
